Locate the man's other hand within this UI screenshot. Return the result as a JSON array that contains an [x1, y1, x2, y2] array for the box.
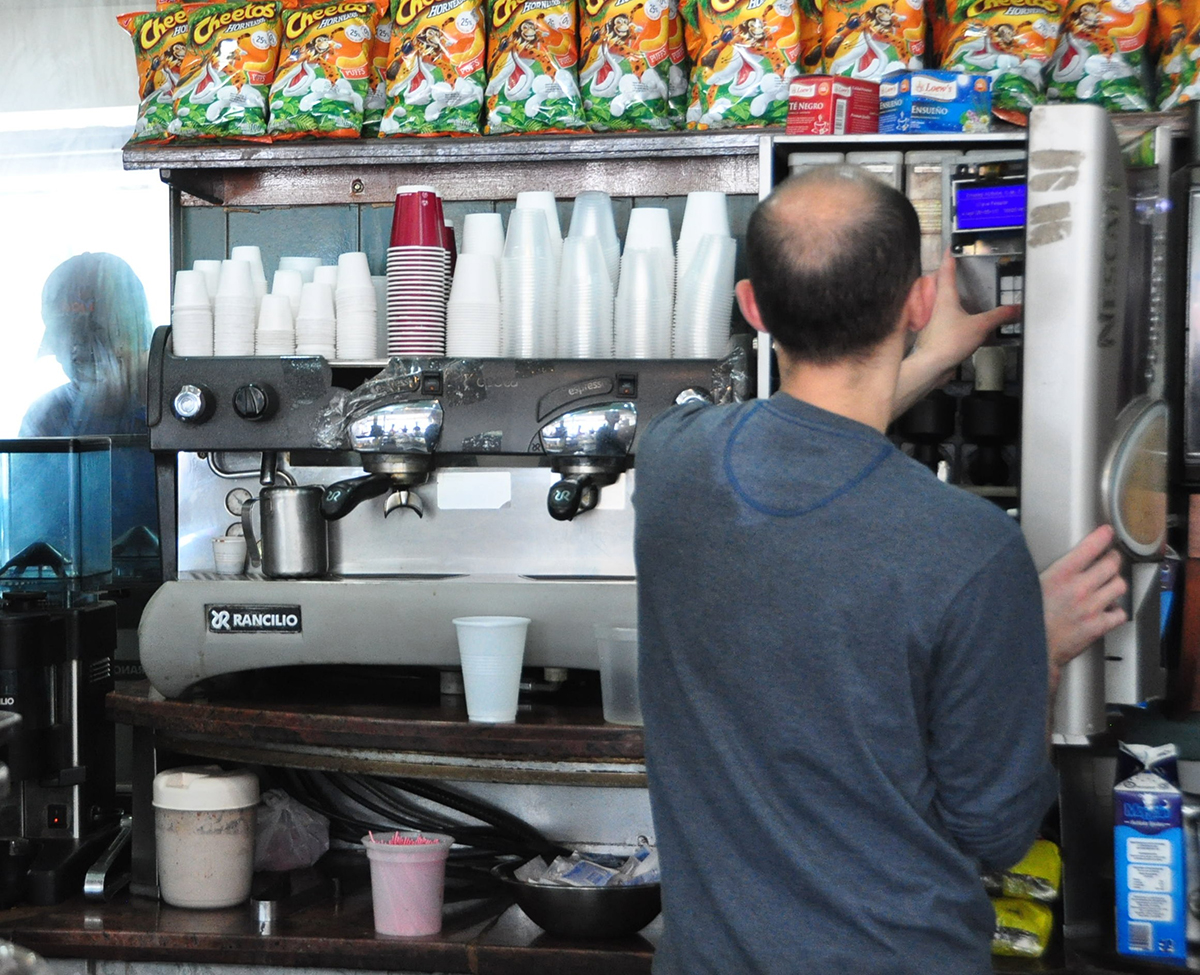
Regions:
[[1040, 525, 1129, 696]]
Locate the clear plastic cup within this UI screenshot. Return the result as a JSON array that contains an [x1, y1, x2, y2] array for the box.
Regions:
[[673, 234, 736, 359], [625, 207, 674, 256], [362, 832, 454, 937], [615, 248, 672, 359], [516, 191, 563, 266], [557, 236, 614, 358], [462, 212, 505, 260], [452, 616, 530, 722], [595, 625, 642, 725], [568, 191, 621, 287]]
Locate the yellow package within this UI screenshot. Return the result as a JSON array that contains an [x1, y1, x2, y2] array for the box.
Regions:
[[118, 5, 192, 144], [682, 0, 802, 128], [821, 0, 924, 78], [484, 0, 587, 133], [580, 0, 674, 130], [269, 1, 386, 139], [171, 1, 284, 141], [981, 837, 1062, 903], [991, 897, 1054, 957], [382, 0, 488, 135]]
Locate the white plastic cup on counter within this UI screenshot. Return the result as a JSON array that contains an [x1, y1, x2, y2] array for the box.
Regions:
[[594, 625, 643, 725], [154, 766, 259, 909], [212, 535, 247, 575], [452, 616, 530, 722]]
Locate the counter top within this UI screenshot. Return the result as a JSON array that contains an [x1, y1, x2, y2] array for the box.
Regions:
[[108, 680, 646, 786], [0, 888, 658, 975]]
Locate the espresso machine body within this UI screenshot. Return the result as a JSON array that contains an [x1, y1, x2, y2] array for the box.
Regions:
[[140, 330, 750, 698]]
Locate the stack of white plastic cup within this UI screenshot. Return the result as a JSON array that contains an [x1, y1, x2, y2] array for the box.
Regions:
[[626, 207, 675, 298], [335, 251, 379, 360], [171, 269, 214, 356], [615, 248, 672, 358], [278, 256, 321, 283], [676, 192, 730, 299], [371, 275, 388, 355], [230, 245, 268, 306], [461, 213, 505, 262], [271, 268, 304, 319], [255, 293, 295, 355], [515, 193, 562, 337], [556, 236, 614, 358], [192, 259, 223, 302], [673, 233, 737, 358], [294, 281, 337, 358], [500, 208, 555, 358], [213, 259, 258, 355], [568, 192, 621, 289], [446, 253, 502, 357]]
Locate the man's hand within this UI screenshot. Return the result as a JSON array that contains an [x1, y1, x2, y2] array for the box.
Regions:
[[893, 251, 1020, 418], [1040, 525, 1128, 698]]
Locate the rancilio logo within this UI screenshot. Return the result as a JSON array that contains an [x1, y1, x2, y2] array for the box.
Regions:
[[207, 604, 303, 634]]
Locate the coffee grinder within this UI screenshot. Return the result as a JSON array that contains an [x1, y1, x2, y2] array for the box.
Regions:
[[0, 438, 119, 905]]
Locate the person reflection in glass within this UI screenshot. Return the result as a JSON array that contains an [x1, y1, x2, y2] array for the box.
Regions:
[[20, 253, 160, 581]]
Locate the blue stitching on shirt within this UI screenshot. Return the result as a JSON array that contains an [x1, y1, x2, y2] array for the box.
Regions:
[[723, 401, 895, 517]]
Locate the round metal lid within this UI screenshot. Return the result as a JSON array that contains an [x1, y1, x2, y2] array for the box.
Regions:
[[1101, 397, 1168, 559]]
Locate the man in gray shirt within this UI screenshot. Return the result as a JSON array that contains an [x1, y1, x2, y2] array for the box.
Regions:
[[634, 167, 1125, 973]]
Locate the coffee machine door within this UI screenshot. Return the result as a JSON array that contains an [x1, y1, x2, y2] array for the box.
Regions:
[[1101, 396, 1168, 560]]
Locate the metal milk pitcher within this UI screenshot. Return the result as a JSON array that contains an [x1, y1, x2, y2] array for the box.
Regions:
[[241, 485, 328, 578]]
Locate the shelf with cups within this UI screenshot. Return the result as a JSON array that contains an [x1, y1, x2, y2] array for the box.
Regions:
[[108, 681, 648, 788]]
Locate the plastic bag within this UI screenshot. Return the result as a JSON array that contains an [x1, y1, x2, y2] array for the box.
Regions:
[[118, 5, 193, 144], [1043, 0, 1153, 111], [980, 837, 1062, 903], [170, 1, 284, 142], [380, 0, 488, 136], [268, 0, 386, 139], [934, 0, 1065, 125], [254, 788, 331, 872], [682, 0, 802, 128], [579, 0, 675, 130], [991, 897, 1054, 957]]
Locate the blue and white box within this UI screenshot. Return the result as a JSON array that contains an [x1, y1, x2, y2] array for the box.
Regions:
[[878, 70, 991, 134], [1114, 742, 1187, 963]]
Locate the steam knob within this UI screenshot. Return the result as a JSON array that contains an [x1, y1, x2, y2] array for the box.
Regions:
[[172, 384, 214, 423], [233, 383, 277, 421], [548, 476, 600, 521]]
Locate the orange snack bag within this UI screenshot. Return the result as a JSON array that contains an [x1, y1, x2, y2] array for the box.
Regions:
[[821, 0, 924, 79], [268, 1, 386, 139], [119, 5, 193, 144], [170, 1, 284, 141]]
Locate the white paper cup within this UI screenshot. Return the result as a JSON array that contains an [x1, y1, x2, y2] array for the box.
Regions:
[[217, 259, 255, 299], [594, 625, 642, 725], [213, 535, 247, 575], [453, 616, 530, 722], [192, 259, 223, 300], [299, 281, 336, 320], [462, 212, 505, 261], [313, 265, 340, 288], [278, 256, 321, 283]]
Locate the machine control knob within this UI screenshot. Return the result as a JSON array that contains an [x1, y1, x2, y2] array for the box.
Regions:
[[172, 384, 214, 423], [232, 383, 277, 421]]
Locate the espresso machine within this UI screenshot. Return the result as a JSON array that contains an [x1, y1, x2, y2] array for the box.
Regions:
[[0, 438, 120, 905], [138, 329, 750, 699]]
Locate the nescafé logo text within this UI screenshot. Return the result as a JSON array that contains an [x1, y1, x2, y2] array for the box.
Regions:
[[285, 3, 371, 39], [194, 3, 278, 46]]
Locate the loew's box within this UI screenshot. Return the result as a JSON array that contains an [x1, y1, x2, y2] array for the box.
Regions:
[[1114, 742, 1187, 963], [878, 70, 991, 134], [786, 76, 878, 135]]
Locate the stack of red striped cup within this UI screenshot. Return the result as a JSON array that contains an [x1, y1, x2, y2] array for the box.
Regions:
[[387, 185, 449, 356]]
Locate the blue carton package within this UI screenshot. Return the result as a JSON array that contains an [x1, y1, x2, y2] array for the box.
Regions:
[[1114, 742, 1187, 963], [878, 71, 991, 134]]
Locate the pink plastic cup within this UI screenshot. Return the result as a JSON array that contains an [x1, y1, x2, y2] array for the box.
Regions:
[[362, 831, 454, 936], [391, 186, 446, 248]]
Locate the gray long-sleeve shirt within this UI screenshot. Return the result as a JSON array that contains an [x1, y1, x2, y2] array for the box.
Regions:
[[634, 393, 1056, 975]]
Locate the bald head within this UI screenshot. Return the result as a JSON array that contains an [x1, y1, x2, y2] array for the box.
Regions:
[[744, 166, 922, 363]]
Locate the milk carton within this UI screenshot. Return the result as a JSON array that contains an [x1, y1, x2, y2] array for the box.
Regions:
[[878, 70, 991, 134], [1114, 742, 1187, 963]]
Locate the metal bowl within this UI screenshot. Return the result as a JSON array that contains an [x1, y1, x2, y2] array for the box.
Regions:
[[491, 861, 662, 939]]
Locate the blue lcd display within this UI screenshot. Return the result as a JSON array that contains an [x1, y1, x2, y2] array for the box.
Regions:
[[954, 181, 1027, 232]]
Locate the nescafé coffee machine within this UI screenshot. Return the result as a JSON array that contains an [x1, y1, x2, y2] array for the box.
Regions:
[[138, 329, 750, 698], [0, 438, 119, 905]]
